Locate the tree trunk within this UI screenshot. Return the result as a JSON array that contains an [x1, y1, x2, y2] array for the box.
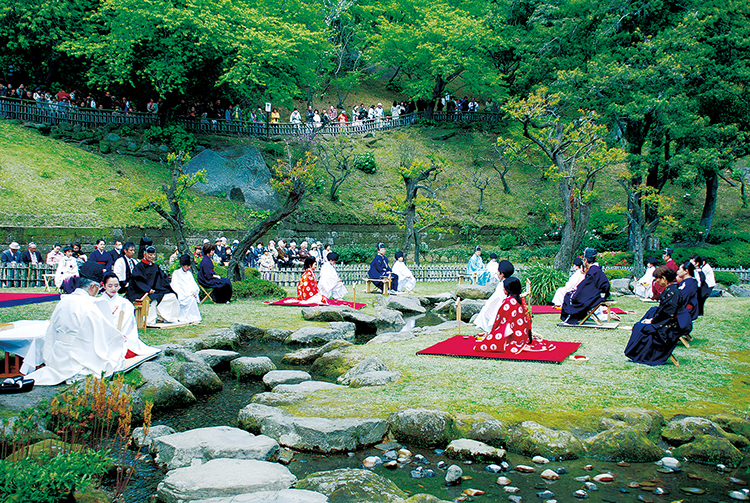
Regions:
[[699, 171, 719, 241], [499, 171, 511, 194], [402, 204, 416, 260], [226, 180, 306, 282], [414, 227, 422, 266], [478, 188, 484, 212]]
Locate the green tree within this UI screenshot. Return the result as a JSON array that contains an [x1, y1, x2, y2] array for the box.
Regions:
[[503, 88, 625, 271]]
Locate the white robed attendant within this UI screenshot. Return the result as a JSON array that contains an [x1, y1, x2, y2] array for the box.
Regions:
[[472, 260, 515, 333], [392, 252, 416, 292], [486, 257, 499, 284], [170, 256, 202, 323], [26, 278, 127, 385], [635, 264, 656, 299], [552, 258, 585, 307], [96, 273, 159, 357], [318, 252, 347, 300], [55, 250, 78, 288]]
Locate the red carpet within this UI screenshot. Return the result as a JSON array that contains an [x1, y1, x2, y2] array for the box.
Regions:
[[264, 297, 366, 309], [531, 305, 630, 315], [0, 292, 61, 308], [417, 335, 582, 364]]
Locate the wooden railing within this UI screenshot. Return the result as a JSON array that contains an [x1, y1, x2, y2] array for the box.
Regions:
[[0, 97, 158, 127], [0, 264, 56, 288]]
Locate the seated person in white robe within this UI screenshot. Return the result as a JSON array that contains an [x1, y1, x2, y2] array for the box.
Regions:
[[26, 271, 127, 385], [486, 254, 499, 284], [170, 254, 202, 323], [96, 272, 159, 358], [318, 252, 348, 300], [392, 251, 416, 292], [55, 245, 79, 293], [473, 260, 515, 333], [552, 257, 585, 307], [634, 257, 658, 299]]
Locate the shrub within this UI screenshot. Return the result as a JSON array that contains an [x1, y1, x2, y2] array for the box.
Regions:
[[672, 240, 750, 268], [233, 276, 286, 298], [714, 271, 739, 286], [597, 251, 633, 267], [335, 244, 376, 264], [144, 125, 196, 153], [496, 233, 519, 250], [353, 152, 377, 174], [520, 264, 569, 305], [605, 269, 631, 280]]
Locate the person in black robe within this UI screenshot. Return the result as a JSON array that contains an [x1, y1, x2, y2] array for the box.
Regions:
[[560, 247, 610, 324], [126, 245, 179, 324], [676, 261, 700, 322], [197, 243, 233, 303], [88, 239, 113, 273], [625, 266, 693, 366], [368, 242, 398, 293]]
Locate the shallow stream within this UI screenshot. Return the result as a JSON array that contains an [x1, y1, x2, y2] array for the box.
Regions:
[[114, 321, 749, 503]]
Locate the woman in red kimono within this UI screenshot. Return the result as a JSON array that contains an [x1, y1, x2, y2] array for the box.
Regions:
[[296, 257, 328, 305], [474, 277, 556, 354]]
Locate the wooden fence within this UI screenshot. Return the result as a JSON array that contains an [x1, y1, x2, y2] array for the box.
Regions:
[[0, 97, 158, 128], [0, 264, 55, 288]]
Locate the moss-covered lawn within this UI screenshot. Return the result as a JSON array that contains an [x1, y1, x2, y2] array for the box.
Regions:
[[2, 284, 748, 429]]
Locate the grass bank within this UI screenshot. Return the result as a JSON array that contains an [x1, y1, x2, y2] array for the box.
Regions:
[[3, 284, 748, 430]]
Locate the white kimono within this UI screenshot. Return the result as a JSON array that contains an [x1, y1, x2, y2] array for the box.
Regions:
[[486, 260, 499, 284], [170, 268, 202, 323], [318, 261, 347, 300], [55, 256, 78, 288], [634, 266, 655, 298], [473, 282, 508, 333], [552, 270, 586, 306], [95, 293, 159, 357], [392, 260, 416, 292], [26, 289, 127, 385]]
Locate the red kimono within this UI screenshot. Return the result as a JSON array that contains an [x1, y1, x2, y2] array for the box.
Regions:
[[296, 269, 328, 304], [474, 297, 556, 354]]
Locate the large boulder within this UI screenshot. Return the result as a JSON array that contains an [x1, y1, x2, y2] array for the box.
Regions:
[[166, 360, 223, 395], [712, 413, 750, 439], [264, 329, 293, 343], [454, 413, 508, 448], [295, 469, 407, 503], [282, 347, 322, 365], [445, 438, 506, 462], [585, 426, 664, 462], [157, 458, 296, 503], [506, 421, 585, 460], [328, 322, 356, 341], [419, 292, 455, 306], [366, 331, 416, 345], [272, 381, 343, 395], [231, 357, 276, 381], [388, 408, 454, 447], [184, 146, 279, 211], [135, 362, 196, 411], [260, 415, 387, 453], [610, 278, 633, 295], [263, 370, 312, 389], [232, 323, 266, 341], [193, 328, 243, 351], [448, 299, 485, 322], [661, 416, 732, 446], [287, 326, 353, 345], [455, 284, 495, 300], [301, 306, 350, 322], [348, 371, 400, 388], [131, 425, 176, 449], [673, 434, 745, 467], [337, 356, 388, 385], [189, 489, 328, 503], [310, 348, 366, 379], [729, 284, 750, 297], [238, 404, 289, 435], [373, 309, 405, 332], [384, 295, 426, 314], [196, 349, 241, 371], [151, 426, 279, 469], [251, 392, 307, 407], [599, 407, 664, 440]]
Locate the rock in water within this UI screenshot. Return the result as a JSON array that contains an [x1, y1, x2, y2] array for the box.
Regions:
[[496, 476, 511, 486], [730, 490, 750, 501], [445, 465, 463, 486], [657, 456, 681, 469], [593, 473, 615, 482], [295, 468, 407, 503], [541, 469, 560, 480], [532, 455, 550, 464], [573, 489, 588, 499], [363, 456, 381, 468], [516, 464, 536, 473]]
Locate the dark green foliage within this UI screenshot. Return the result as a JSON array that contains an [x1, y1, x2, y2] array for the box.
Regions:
[[496, 234, 519, 250], [144, 125, 196, 153], [516, 246, 559, 262], [335, 244, 376, 264], [672, 241, 750, 268], [233, 275, 286, 298], [353, 152, 377, 174], [605, 269, 631, 280], [597, 251, 633, 268], [520, 264, 568, 305], [714, 271, 740, 286], [0, 449, 110, 502]]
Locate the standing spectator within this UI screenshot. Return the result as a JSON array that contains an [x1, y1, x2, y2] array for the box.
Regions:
[[21, 242, 43, 264], [109, 239, 124, 263], [391, 101, 401, 122], [1, 242, 21, 264], [270, 107, 280, 124], [327, 105, 337, 123], [276, 239, 289, 267], [113, 241, 137, 294], [306, 105, 315, 124], [46, 243, 64, 265], [147, 98, 158, 113]]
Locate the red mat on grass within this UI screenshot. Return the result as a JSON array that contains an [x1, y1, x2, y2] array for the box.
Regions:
[[0, 292, 61, 308], [264, 297, 366, 309], [417, 335, 582, 364], [531, 305, 629, 315]]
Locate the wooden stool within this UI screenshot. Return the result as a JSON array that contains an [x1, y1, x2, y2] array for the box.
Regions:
[[578, 300, 616, 326], [199, 284, 214, 304], [458, 273, 478, 285], [42, 273, 56, 292], [363, 277, 392, 295], [1, 353, 23, 378], [133, 294, 150, 331]]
